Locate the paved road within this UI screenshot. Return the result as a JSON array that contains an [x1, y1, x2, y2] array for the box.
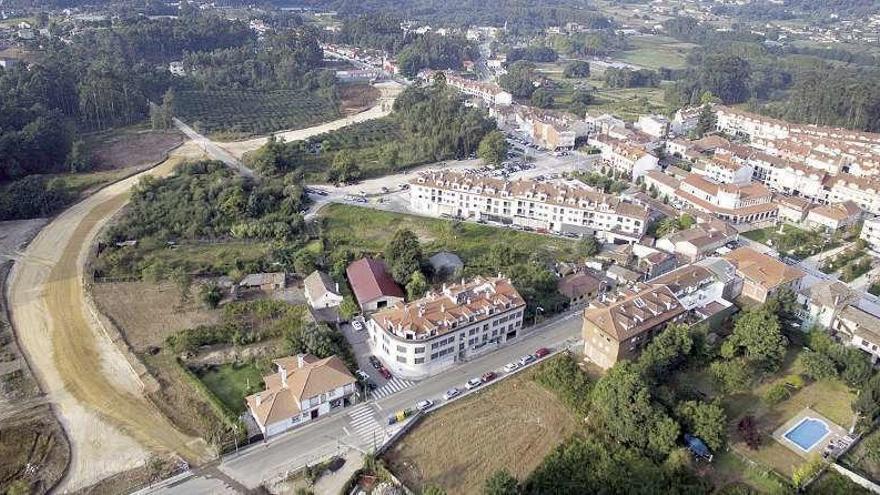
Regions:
[[143, 312, 583, 494]]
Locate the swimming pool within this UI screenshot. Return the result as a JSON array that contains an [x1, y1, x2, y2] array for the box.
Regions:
[[784, 417, 830, 452]]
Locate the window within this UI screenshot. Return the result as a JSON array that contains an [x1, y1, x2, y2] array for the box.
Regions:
[[414, 357, 425, 364], [396, 345, 407, 353], [397, 355, 407, 363], [414, 346, 425, 354]]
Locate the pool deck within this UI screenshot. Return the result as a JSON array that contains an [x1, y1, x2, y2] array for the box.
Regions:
[[772, 407, 850, 459]]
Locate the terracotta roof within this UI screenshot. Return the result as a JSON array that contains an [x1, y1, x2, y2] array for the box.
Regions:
[[346, 258, 404, 305], [808, 201, 862, 222], [370, 277, 524, 339], [583, 284, 684, 341], [645, 170, 680, 189], [649, 264, 715, 293], [558, 272, 603, 299], [246, 354, 355, 427], [722, 247, 804, 290]]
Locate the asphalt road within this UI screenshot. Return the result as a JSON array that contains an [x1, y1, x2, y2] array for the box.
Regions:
[[144, 311, 583, 494]]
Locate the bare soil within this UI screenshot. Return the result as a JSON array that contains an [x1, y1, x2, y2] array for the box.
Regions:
[[339, 83, 381, 115], [7, 142, 213, 492], [384, 370, 578, 495], [92, 281, 221, 353], [86, 129, 184, 172]]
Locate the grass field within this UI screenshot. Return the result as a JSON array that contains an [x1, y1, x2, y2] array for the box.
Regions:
[[319, 203, 580, 264], [617, 36, 696, 70], [196, 362, 264, 414], [384, 368, 578, 494], [176, 89, 342, 140]]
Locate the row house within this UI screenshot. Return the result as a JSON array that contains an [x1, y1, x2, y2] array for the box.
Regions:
[[410, 171, 650, 244], [692, 155, 753, 185], [367, 277, 525, 379], [643, 170, 680, 200], [826, 174, 880, 215], [655, 220, 739, 262], [860, 216, 880, 252], [420, 70, 513, 106], [589, 134, 660, 180]]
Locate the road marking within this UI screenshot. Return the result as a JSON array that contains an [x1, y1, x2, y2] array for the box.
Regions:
[[343, 427, 351, 437], [371, 377, 416, 399]]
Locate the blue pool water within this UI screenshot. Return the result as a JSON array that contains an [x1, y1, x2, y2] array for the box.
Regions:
[[784, 418, 830, 451]]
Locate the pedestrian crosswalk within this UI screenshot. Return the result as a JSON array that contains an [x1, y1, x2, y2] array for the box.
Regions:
[[371, 377, 415, 399], [347, 403, 386, 448]]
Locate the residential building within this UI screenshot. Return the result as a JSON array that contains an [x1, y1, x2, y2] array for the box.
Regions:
[[644, 170, 679, 200], [797, 280, 860, 330], [804, 201, 862, 232], [636, 250, 678, 280], [722, 247, 805, 303], [239, 273, 286, 291], [590, 135, 660, 179], [648, 259, 740, 315], [776, 195, 812, 224], [832, 306, 880, 363], [346, 258, 405, 312], [246, 354, 357, 437], [635, 114, 671, 139], [410, 171, 650, 243], [861, 216, 880, 252], [366, 277, 525, 378], [676, 174, 777, 224], [655, 220, 738, 262], [304, 271, 343, 309], [672, 106, 701, 135], [558, 271, 604, 309], [420, 70, 512, 106], [746, 152, 828, 201], [514, 106, 588, 150], [582, 284, 685, 369], [826, 175, 880, 215], [692, 156, 753, 185]]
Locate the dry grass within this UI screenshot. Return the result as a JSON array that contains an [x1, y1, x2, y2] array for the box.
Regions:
[[384, 370, 578, 494], [0, 407, 71, 494], [86, 129, 184, 172], [92, 281, 221, 353]]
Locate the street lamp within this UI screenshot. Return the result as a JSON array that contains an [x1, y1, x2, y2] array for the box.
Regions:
[[533, 306, 544, 326]]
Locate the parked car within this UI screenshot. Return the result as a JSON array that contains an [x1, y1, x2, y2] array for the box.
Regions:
[[351, 320, 364, 331], [481, 371, 497, 383], [355, 369, 370, 381], [465, 378, 483, 390], [534, 348, 551, 359], [368, 356, 382, 369], [443, 387, 461, 400], [365, 380, 377, 391], [503, 362, 520, 373], [378, 367, 392, 380], [519, 354, 535, 366], [416, 399, 434, 411]]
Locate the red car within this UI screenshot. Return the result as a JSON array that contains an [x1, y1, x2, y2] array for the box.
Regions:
[[534, 348, 550, 359], [481, 371, 497, 383], [379, 367, 393, 380]]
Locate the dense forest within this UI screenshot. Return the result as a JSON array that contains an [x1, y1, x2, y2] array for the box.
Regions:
[[661, 16, 880, 132]]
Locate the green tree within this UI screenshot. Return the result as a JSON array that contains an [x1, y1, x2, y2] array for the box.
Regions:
[[638, 323, 693, 379], [477, 130, 509, 168], [721, 306, 786, 371], [339, 295, 360, 320], [863, 433, 880, 464], [483, 469, 518, 495], [293, 249, 317, 275], [499, 61, 537, 98], [563, 60, 590, 78], [385, 229, 423, 285], [530, 87, 554, 108], [579, 234, 600, 257], [406, 270, 429, 300], [801, 351, 838, 380], [693, 104, 716, 138], [200, 283, 223, 309], [328, 151, 362, 183], [675, 400, 727, 451], [710, 358, 753, 394], [66, 139, 91, 173], [5, 480, 30, 495], [792, 456, 825, 490]]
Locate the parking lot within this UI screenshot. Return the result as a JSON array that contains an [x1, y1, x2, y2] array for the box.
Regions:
[[339, 318, 417, 400]]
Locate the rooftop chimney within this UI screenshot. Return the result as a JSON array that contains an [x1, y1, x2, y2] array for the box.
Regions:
[[255, 393, 262, 407], [296, 353, 306, 369], [280, 367, 288, 388]]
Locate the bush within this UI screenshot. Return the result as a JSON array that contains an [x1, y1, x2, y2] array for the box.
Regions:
[[533, 353, 592, 416], [0, 176, 73, 221], [763, 383, 790, 405], [800, 351, 838, 380]]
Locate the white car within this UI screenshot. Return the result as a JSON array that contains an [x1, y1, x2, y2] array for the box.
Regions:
[[465, 378, 482, 390], [416, 399, 434, 411], [443, 388, 461, 400], [503, 362, 520, 373], [355, 369, 369, 381], [519, 355, 535, 366], [351, 320, 364, 331]]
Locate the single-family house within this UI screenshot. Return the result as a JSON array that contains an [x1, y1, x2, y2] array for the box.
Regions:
[[722, 247, 805, 303], [304, 271, 343, 309], [558, 272, 605, 309]]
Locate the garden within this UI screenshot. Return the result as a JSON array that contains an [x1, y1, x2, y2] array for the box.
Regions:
[[742, 225, 839, 259]]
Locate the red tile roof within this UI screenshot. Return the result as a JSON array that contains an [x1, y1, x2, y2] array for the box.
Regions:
[[346, 258, 404, 305]]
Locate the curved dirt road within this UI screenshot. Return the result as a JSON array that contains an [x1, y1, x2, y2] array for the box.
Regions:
[[7, 143, 212, 492], [218, 80, 403, 159]]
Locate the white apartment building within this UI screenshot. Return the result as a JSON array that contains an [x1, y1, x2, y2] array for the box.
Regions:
[[827, 175, 880, 215], [644, 170, 680, 200], [410, 171, 650, 243], [715, 106, 791, 142], [635, 114, 671, 139], [589, 135, 660, 180], [746, 152, 828, 201], [367, 277, 525, 379], [861, 216, 880, 252], [693, 156, 753, 185], [420, 70, 513, 106]]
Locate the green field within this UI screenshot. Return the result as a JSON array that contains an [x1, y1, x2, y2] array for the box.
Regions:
[[617, 36, 696, 70], [319, 203, 580, 265], [175, 89, 341, 140], [196, 361, 264, 414]]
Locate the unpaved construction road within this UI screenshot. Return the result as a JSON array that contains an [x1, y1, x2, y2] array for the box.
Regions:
[[6, 142, 212, 492], [219, 80, 403, 159]]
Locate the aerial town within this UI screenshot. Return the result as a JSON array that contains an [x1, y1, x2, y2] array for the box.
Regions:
[[2, 1, 880, 494]]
